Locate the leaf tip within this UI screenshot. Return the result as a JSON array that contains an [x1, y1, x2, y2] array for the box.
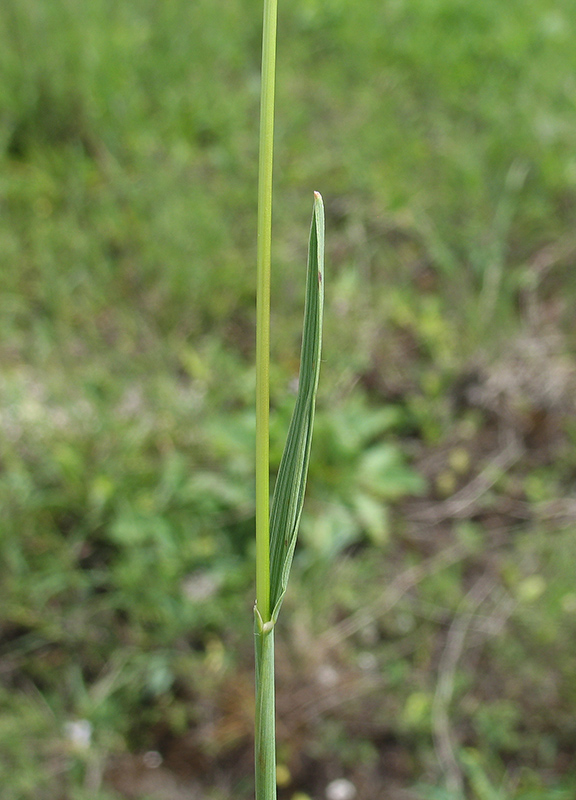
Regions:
[[313, 190, 322, 202]]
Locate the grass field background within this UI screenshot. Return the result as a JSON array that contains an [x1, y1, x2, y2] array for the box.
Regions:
[[1, 0, 576, 798]]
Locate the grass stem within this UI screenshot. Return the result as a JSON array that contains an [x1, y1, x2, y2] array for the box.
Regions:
[[255, 0, 278, 626], [255, 1, 278, 798]]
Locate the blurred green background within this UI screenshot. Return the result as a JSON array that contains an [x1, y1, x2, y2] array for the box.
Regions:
[[1, 0, 576, 798]]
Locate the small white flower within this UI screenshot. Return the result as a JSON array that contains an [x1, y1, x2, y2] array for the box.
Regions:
[[325, 778, 357, 800], [64, 719, 92, 750]]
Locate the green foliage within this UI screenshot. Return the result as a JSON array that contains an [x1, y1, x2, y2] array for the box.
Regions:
[[1, 0, 576, 797], [299, 396, 426, 556]]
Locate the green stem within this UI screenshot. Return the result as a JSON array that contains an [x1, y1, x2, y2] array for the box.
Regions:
[[255, 0, 278, 626], [255, 623, 276, 800], [255, 0, 278, 798]]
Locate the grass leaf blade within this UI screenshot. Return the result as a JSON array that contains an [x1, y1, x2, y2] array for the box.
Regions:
[[269, 192, 325, 623]]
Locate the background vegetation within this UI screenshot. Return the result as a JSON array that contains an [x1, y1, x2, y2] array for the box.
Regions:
[[1, 0, 576, 798]]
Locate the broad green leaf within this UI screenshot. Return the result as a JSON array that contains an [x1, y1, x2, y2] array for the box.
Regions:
[[353, 492, 390, 546], [301, 502, 357, 560], [358, 444, 427, 500], [268, 192, 325, 623]]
